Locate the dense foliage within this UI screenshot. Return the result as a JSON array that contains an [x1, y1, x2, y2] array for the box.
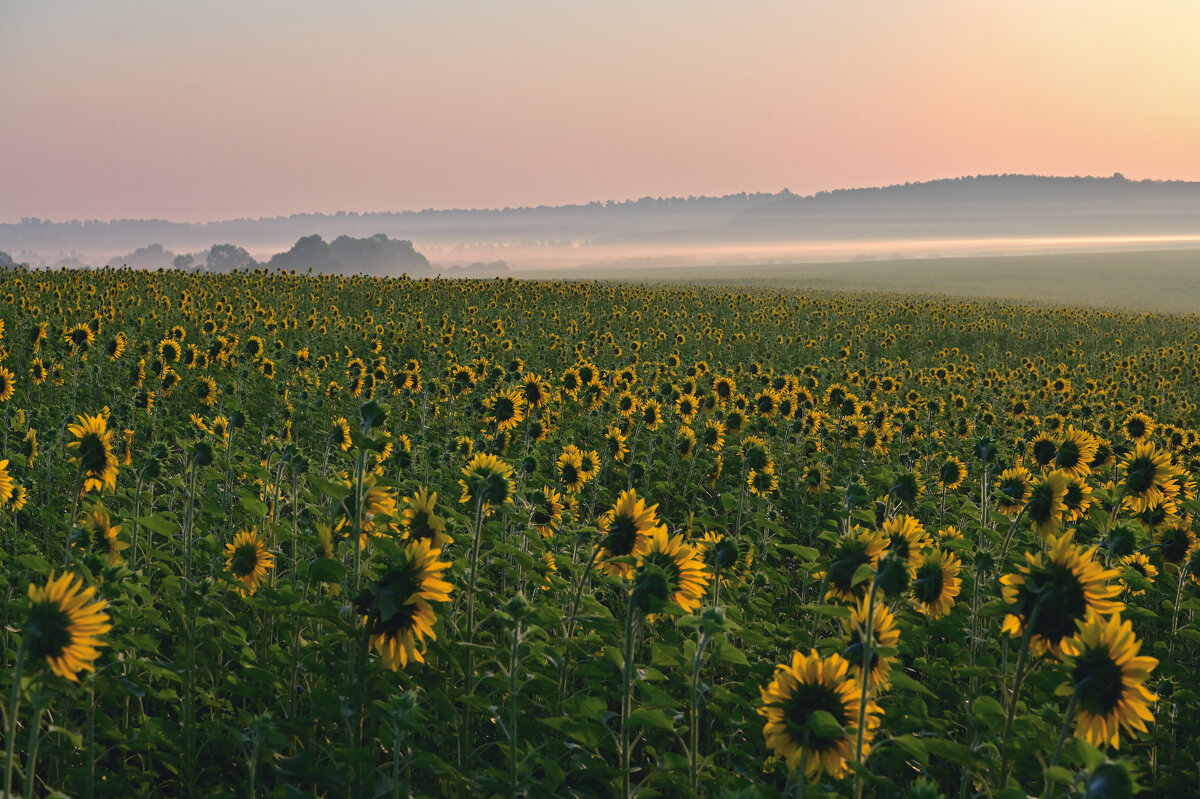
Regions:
[[2, 266, 1198, 798]]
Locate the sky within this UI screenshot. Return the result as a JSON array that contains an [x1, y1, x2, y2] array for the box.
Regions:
[[3, 1, 1200, 223]]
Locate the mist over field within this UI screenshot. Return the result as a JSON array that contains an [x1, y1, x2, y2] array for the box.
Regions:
[[5, 175, 1200, 290]]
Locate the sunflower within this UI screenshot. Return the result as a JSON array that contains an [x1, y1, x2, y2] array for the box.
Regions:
[[701, 419, 726, 453], [358, 538, 454, 670], [595, 489, 663, 579], [24, 571, 112, 682], [633, 528, 710, 618], [195, 375, 220, 407], [224, 529, 275, 596], [1059, 613, 1157, 749], [64, 323, 94, 353], [842, 596, 899, 689], [485, 387, 527, 433], [0, 365, 14, 402], [67, 413, 119, 493], [641, 398, 662, 431], [1026, 470, 1070, 536], [1055, 427, 1099, 478], [1120, 442, 1180, 514], [820, 527, 886, 604], [995, 466, 1033, 517], [1000, 531, 1125, 657], [747, 464, 779, 497], [331, 417, 353, 452], [557, 448, 588, 494], [399, 488, 452, 548], [802, 464, 828, 495], [879, 514, 931, 573], [1029, 434, 1059, 470], [78, 503, 128, 566], [520, 373, 550, 408], [605, 426, 630, 463], [1122, 412, 1154, 444], [910, 547, 962, 618], [529, 485, 565, 538], [1153, 521, 1196, 570], [1117, 553, 1157, 596], [0, 458, 15, 506], [1062, 474, 1094, 522], [458, 452, 515, 514], [210, 415, 231, 442], [698, 530, 753, 588], [758, 649, 880, 779], [937, 456, 967, 491]]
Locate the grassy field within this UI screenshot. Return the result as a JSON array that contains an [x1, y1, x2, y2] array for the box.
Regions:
[[525, 248, 1200, 312]]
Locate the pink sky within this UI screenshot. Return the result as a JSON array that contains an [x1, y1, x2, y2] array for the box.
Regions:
[[3, 1, 1199, 223]]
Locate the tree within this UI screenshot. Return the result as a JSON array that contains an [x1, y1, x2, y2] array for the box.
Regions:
[[173, 253, 194, 271], [204, 244, 257, 273]]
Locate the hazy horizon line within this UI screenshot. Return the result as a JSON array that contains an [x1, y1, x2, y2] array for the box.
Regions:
[[3, 170, 1177, 227]]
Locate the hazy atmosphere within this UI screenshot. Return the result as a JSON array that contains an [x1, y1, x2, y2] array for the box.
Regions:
[[4, 1, 1200, 223]]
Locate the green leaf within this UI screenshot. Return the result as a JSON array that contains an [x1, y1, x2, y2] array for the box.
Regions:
[[136, 514, 179, 537], [16, 553, 52, 574], [308, 558, 346, 584], [807, 710, 844, 739], [851, 562, 876, 587], [923, 738, 981, 768], [717, 645, 749, 667], [628, 708, 675, 733], [239, 493, 270, 518], [888, 671, 937, 699], [309, 476, 353, 500], [972, 695, 1005, 728], [800, 604, 852, 620], [890, 735, 929, 765], [776, 543, 819, 561]]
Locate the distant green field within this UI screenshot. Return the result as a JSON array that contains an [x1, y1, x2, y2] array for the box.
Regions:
[[525, 248, 1200, 312]]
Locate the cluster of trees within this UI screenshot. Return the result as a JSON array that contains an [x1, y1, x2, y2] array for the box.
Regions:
[[94, 235, 435, 277]]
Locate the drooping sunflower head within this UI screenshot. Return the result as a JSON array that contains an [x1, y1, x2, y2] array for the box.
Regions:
[[399, 488, 452, 548], [910, 547, 963, 619], [357, 538, 454, 671], [879, 514, 930, 572], [67, 413, 118, 493], [632, 528, 710, 618], [1120, 442, 1179, 514], [1056, 427, 1099, 478], [1026, 470, 1070, 537], [1153, 521, 1196, 570], [528, 485, 565, 538], [1000, 531, 1124, 657], [842, 596, 900, 690], [557, 448, 587, 493], [78, 503, 128, 566], [758, 649, 880, 779], [224, 529, 275, 596], [458, 452, 515, 512], [995, 466, 1033, 517], [1060, 613, 1157, 749], [25, 571, 112, 682], [820, 527, 886, 605], [1117, 552, 1157, 596], [1122, 412, 1154, 444], [937, 456, 967, 490], [486, 388, 526, 433], [595, 488, 663, 579]]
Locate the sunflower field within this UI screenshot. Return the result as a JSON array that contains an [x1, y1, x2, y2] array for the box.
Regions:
[[2, 265, 1199, 798]]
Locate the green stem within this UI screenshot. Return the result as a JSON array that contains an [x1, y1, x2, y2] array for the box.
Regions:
[[3, 639, 27, 799], [620, 602, 640, 799], [999, 600, 1043, 788], [1046, 692, 1080, 797]]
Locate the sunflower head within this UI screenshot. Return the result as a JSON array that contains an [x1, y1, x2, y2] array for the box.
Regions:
[[595, 489, 664, 579], [1000, 532, 1124, 657], [25, 572, 112, 682], [758, 649, 880, 779], [399, 488, 452, 548], [357, 539, 453, 670], [224, 529, 275, 596], [1060, 613, 1157, 749], [633, 528, 710, 619]]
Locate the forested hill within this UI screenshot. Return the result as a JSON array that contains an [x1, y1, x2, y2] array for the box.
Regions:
[[5, 174, 1200, 263]]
